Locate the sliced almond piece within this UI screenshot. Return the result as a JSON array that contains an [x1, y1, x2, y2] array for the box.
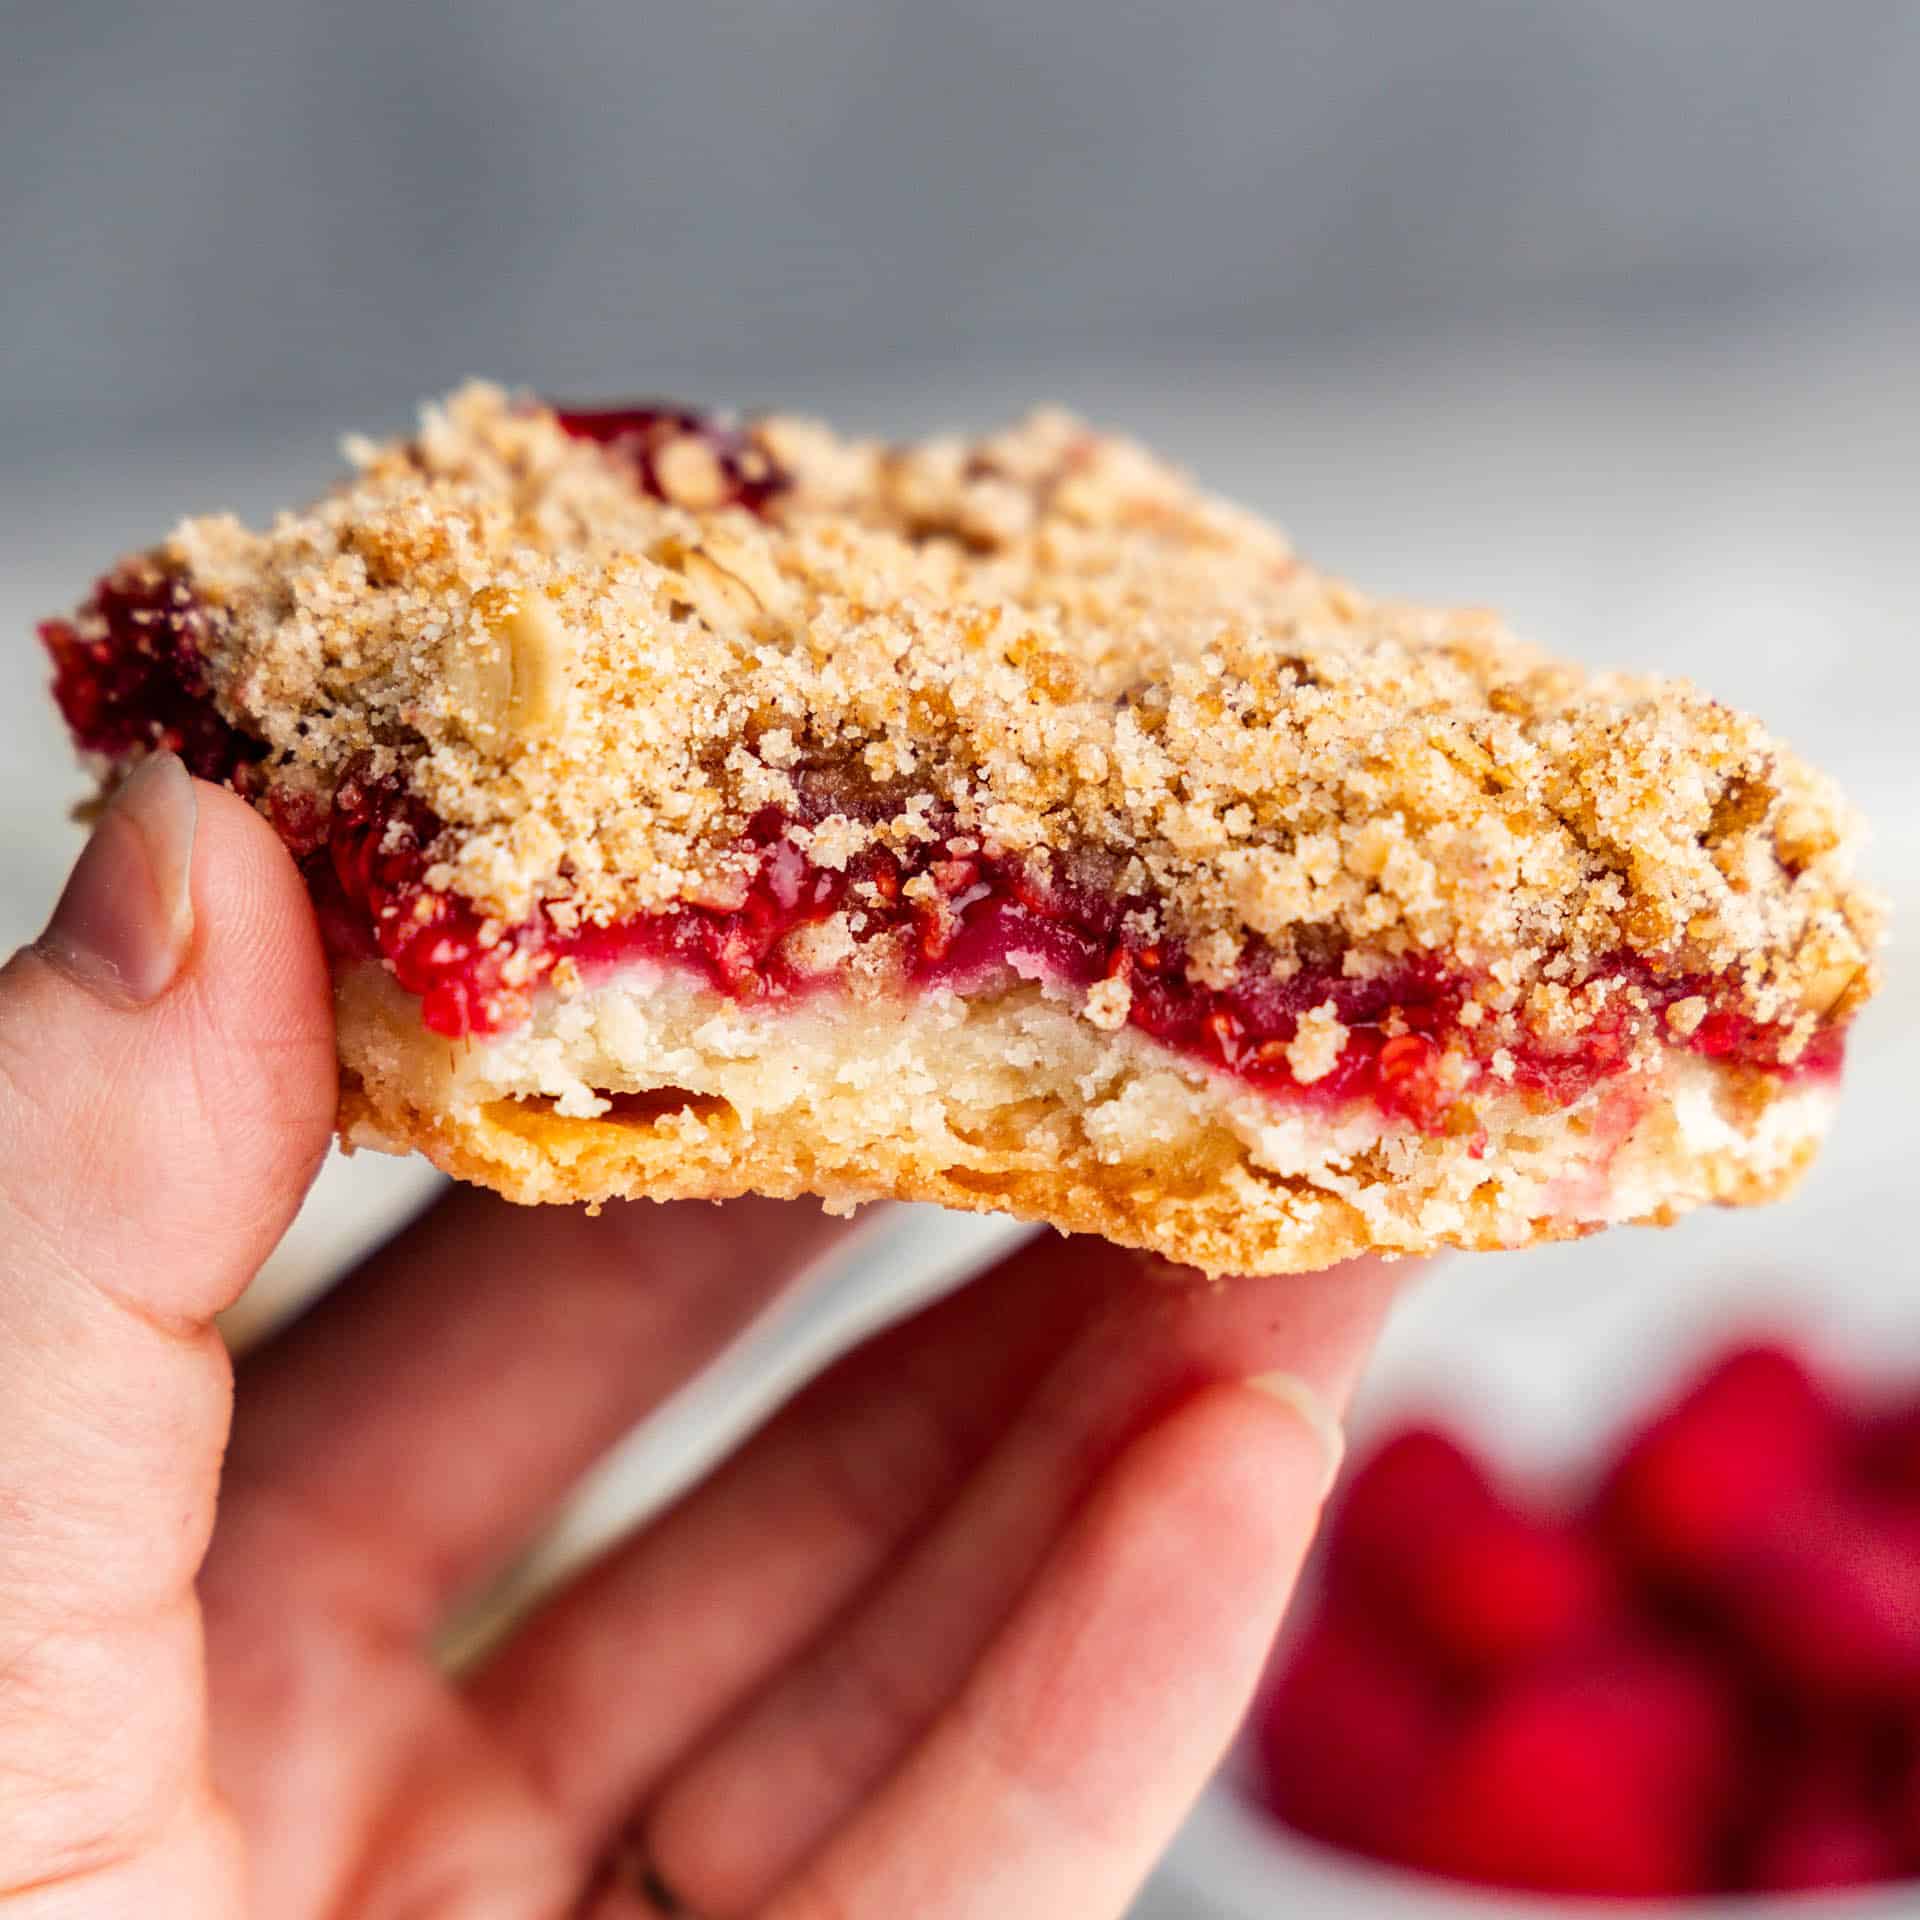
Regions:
[[444, 619, 513, 740], [500, 594, 573, 741], [653, 434, 730, 510], [444, 593, 573, 746], [678, 550, 762, 634], [701, 530, 791, 617], [1802, 963, 1862, 1018]]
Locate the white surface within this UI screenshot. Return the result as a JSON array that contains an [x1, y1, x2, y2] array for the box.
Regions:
[[3, 309, 1913, 1916], [1151, 1783, 1920, 1920]]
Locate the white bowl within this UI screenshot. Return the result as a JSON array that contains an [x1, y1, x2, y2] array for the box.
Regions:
[[1158, 1770, 1917, 1920]]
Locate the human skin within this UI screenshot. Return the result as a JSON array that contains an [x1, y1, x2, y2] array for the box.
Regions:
[[0, 751, 1400, 1919]]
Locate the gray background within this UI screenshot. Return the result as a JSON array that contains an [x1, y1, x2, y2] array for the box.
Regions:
[[7, 1, 1920, 451], [5, 8, 1919, 1914]]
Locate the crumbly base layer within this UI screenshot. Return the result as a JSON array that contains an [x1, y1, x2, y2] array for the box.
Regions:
[[335, 963, 1833, 1277]]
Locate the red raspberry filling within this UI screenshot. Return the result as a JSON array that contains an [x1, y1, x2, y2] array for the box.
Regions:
[[554, 403, 790, 515], [309, 770, 1837, 1132], [1254, 1343, 1920, 1898], [40, 565, 264, 786], [43, 567, 1843, 1134]]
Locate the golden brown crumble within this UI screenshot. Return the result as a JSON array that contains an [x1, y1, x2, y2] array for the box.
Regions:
[[133, 382, 1878, 1039]]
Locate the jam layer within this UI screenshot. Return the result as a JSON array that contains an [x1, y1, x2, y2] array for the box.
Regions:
[[42, 566, 264, 786], [44, 565, 1842, 1140], [311, 770, 1837, 1135], [554, 404, 791, 514]]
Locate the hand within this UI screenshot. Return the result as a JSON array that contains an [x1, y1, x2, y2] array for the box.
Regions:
[[0, 753, 1400, 1919]]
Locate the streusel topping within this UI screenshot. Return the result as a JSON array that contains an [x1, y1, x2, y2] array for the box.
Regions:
[[139, 383, 1876, 1034]]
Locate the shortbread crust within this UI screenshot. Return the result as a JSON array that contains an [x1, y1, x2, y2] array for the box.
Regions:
[[338, 960, 1832, 1276]]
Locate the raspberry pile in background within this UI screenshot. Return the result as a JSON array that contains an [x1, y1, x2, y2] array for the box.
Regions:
[[1253, 1344, 1920, 1898]]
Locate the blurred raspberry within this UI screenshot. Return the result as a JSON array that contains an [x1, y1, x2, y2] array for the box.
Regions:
[[1721, 1503, 1920, 1708], [1408, 1508, 1619, 1674], [1745, 1787, 1902, 1893], [1253, 1612, 1447, 1858], [1856, 1398, 1920, 1503], [1601, 1343, 1839, 1579], [1886, 1740, 1920, 1865], [1250, 1349, 1920, 1901], [1398, 1649, 1736, 1897], [1321, 1424, 1495, 1609]]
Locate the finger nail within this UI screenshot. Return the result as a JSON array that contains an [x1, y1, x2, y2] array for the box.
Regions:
[[39, 753, 198, 1005], [1245, 1370, 1346, 1498]]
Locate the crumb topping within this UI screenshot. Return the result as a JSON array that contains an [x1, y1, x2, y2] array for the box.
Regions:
[[1285, 1001, 1351, 1085], [102, 382, 1879, 1037]]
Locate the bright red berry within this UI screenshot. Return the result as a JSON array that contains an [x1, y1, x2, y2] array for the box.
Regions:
[[1602, 1343, 1838, 1579], [1856, 1397, 1920, 1504], [1321, 1425, 1497, 1611], [1398, 1651, 1734, 1897], [1745, 1788, 1902, 1893], [1721, 1502, 1920, 1708], [1408, 1508, 1619, 1673], [1254, 1612, 1446, 1858]]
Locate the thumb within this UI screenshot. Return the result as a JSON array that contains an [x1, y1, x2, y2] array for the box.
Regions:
[[0, 751, 335, 1894]]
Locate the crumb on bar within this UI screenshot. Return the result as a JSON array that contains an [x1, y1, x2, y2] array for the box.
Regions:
[[115, 382, 1880, 1039]]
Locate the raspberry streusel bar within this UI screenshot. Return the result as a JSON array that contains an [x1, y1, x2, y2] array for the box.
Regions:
[[41, 386, 1881, 1274]]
